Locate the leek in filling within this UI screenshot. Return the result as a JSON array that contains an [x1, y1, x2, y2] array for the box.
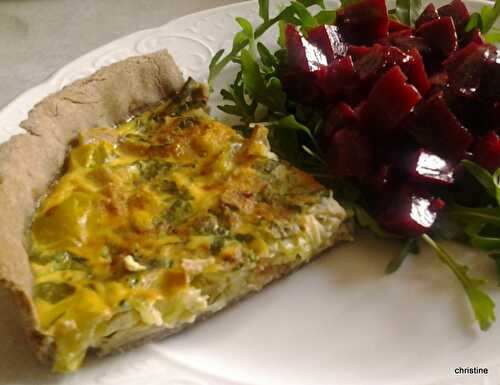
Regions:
[[29, 81, 347, 372]]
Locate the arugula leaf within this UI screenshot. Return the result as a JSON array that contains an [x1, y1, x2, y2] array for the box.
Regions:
[[290, 1, 320, 29], [395, 0, 422, 26], [386, 238, 420, 274], [462, 160, 496, 199], [422, 234, 495, 331], [463, 221, 500, 251], [465, 0, 500, 34], [314, 9, 337, 25], [258, 0, 270, 22], [240, 49, 265, 97], [340, 0, 360, 6], [257, 42, 279, 68], [485, 27, 500, 43], [219, 72, 257, 124], [493, 169, 500, 207], [447, 205, 500, 227]]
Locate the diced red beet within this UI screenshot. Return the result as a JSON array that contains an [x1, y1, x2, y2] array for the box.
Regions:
[[447, 92, 500, 134], [327, 127, 373, 180], [323, 102, 358, 139], [474, 131, 500, 173], [461, 28, 485, 47], [378, 186, 444, 236], [369, 164, 392, 192], [348, 45, 371, 60], [384, 34, 432, 56], [438, 0, 470, 32], [366, 163, 396, 209], [354, 44, 412, 90], [444, 43, 498, 100], [406, 48, 431, 94], [479, 49, 500, 102], [442, 42, 481, 72], [317, 56, 358, 99], [361, 66, 421, 136], [388, 19, 411, 33], [336, 0, 389, 45], [429, 71, 448, 89], [285, 24, 327, 72], [307, 25, 347, 64], [281, 71, 323, 104], [415, 4, 440, 29], [402, 148, 455, 185], [416, 17, 458, 57], [407, 92, 473, 160]]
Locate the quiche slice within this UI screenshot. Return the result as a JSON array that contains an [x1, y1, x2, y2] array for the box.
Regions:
[[0, 51, 350, 372]]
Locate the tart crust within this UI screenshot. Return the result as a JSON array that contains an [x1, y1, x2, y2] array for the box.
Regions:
[[0, 50, 184, 363]]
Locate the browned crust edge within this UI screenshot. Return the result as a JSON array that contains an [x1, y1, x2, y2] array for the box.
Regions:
[[0, 50, 184, 364]]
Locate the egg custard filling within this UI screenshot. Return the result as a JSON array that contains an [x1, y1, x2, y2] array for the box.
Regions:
[[29, 80, 348, 372]]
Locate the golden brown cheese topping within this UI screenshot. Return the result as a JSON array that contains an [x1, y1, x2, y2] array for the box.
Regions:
[[29, 81, 347, 372]]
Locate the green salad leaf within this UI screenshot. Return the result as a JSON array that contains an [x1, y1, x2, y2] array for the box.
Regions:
[[465, 0, 500, 34], [258, 0, 270, 22], [422, 234, 496, 331], [386, 238, 420, 274], [485, 27, 500, 43], [395, 0, 423, 26], [462, 160, 496, 200]]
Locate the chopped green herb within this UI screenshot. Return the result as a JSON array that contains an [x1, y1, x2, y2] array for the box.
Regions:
[[34, 282, 76, 304], [210, 237, 226, 255], [235, 233, 256, 243]]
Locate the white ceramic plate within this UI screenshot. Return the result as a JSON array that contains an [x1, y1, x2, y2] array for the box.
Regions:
[[1, 1, 499, 384]]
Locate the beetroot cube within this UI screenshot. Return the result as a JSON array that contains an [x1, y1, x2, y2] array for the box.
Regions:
[[281, 71, 322, 104], [367, 164, 395, 209], [438, 0, 470, 32], [479, 49, 500, 102], [307, 25, 347, 63], [336, 0, 389, 45], [285, 24, 327, 72], [461, 28, 485, 47], [442, 42, 481, 72], [447, 93, 500, 134], [403, 148, 455, 185], [327, 127, 373, 180], [415, 4, 440, 28], [378, 186, 444, 236], [445, 43, 498, 100], [355, 44, 412, 89], [317, 56, 358, 99], [385, 35, 431, 56], [407, 92, 473, 160], [406, 48, 431, 94], [323, 102, 358, 139], [348, 45, 371, 60], [474, 131, 500, 173], [416, 17, 458, 57], [361, 66, 422, 136]]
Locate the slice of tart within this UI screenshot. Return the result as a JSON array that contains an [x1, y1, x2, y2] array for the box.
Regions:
[[0, 51, 350, 372]]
